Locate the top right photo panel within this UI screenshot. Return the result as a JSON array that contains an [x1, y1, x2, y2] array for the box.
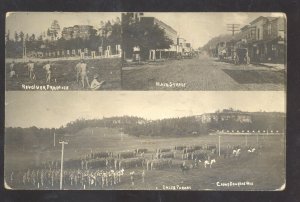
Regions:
[[121, 12, 286, 91]]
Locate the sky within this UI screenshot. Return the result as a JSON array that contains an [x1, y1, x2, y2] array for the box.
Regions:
[[143, 12, 286, 48], [6, 12, 121, 37], [6, 12, 285, 48], [5, 91, 285, 128]]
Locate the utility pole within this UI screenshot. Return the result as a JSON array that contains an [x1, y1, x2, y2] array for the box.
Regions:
[[53, 132, 56, 147], [227, 24, 240, 36], [59, 141, 68, 190], [23, 39, 27, 63], [218, 135, 221, 157], [256, 131, 259, 148]]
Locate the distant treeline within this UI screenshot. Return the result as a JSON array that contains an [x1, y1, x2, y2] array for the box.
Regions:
[[123, 116, 209, 137], [5, 112, 285, 150]]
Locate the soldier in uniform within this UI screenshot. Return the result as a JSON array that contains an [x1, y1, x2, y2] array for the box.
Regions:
[[75, 60, 82, 83], [142, 170, 145, 183], [80, 60, 90, 88], [9, 61, 16, 78], [27, 60, 36, 80], [43, 61, 52, 83]]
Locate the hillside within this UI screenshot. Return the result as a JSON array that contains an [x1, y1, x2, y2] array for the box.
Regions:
[[5, 111, 285, 151]]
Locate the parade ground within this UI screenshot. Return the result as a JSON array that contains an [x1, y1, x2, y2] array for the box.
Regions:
[[5, 127, 285, 190], [122, 55, 285, 91]]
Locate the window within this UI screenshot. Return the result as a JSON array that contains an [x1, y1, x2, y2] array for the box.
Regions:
[[268, 24, 272, 35], [278, 30, 284, 40]]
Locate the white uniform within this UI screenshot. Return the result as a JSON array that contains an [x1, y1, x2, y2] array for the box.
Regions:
[[43, 64, 51, 83], [90, 79, 103, 90], [80, 63, 90, 88], [28, 63, 35, 80], [75, 62, 82, 82]]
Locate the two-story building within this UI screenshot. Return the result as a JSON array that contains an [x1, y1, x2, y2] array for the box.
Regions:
[[62, 25, 95, 40], [263, 17, 286, 63], [240, 16, 286, 63]]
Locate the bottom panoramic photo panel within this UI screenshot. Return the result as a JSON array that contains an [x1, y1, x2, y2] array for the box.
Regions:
[[5, 91, 285, 190]]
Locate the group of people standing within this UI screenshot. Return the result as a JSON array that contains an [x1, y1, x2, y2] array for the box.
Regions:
[[8, 59, 105, 90], [8, 167, 126, 190]]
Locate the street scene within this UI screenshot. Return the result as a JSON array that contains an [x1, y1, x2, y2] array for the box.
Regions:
[[5, 12, 122, 90], [5, 92, 285, 190], [122, 13, 286, 90]]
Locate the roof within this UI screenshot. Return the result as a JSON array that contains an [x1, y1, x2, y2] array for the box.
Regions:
[[250, 16, 279, 25], [249, 16, 266, 25]]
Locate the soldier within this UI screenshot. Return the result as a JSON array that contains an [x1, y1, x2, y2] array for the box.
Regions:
[[81, 159, 84, 170], [90, 74, 105, 90], [101, 172, 105, 188], [105, 172, 109, 187], [113, 171, 117, 185], [51, 170, 55, 187], [9, 61, 16, 78], [114, 159, 118, 170], [130, 171, 135, 186], [74, 170, 78, 186], [10, 171, 14, 187], [31, 170, 36, 186], [40, 170, 44, 187], [75, 60, 82, 83], [80, 60, 90, 88], [43, 61, 52, 83], [23, 172, 27, 186], [142, 170, 145, 183], [108, 171, 113, 186], [27, 60, 36, 80]]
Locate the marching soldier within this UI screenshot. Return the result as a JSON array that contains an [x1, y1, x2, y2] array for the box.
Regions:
[[75, 60, 82, 83], [142, 170, 145, 183], [130, 171, 135, 186]]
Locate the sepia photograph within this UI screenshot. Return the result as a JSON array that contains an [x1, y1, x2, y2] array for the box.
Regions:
[[121, 12, 286, 91], [5, 91, 285, 190], [5, 12, 122, 91]]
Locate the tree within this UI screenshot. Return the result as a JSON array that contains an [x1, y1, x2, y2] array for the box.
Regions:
[[49, 20, 60, 40], [29, 34, 36, 41], [5, 30, 10, 42], [19, 31, 24, 42], [37, 34, 43, 41], [14, 31, 19, 42], [25, 33, 29, 41], [122, 14, 173, 60]]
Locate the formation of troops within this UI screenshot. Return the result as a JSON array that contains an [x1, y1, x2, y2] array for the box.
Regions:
[[8, 167, 127, 189], [7, 60, 105, 90], [6, 143, 258, 189]]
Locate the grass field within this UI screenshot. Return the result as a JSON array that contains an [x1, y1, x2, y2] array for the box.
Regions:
[[5, 58, 121, 90], [4, 127, 285, 190]]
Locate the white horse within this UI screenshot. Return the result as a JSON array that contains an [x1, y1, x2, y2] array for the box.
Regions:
[[248, 148, 256, 153], [204, 159, 216, 168]]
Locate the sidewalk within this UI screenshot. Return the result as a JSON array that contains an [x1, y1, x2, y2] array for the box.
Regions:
[[259, 63, 285, 71]]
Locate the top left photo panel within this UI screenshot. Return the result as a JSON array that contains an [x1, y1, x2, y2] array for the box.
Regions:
[[5, 12, 122, 91]]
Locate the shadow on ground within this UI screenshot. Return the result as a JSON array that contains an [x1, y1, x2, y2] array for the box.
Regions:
[[222, 69, 285, 84]]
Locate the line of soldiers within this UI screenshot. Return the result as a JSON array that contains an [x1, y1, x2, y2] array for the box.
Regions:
[[7, 168, 126, 189]]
